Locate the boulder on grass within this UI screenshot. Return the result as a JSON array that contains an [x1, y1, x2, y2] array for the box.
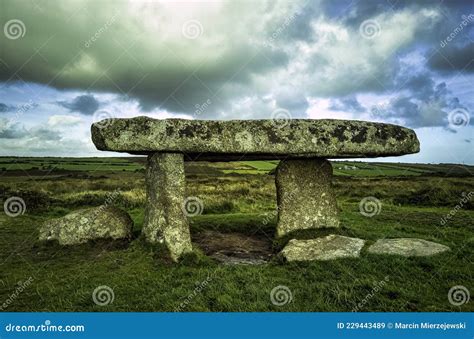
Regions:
[[367, 238, 449, 257], [280, 235, 365, 261], [39, 206, 133, 245]]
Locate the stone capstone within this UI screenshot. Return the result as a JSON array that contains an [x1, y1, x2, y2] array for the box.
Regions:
[[280, 235, 366, 261], [91, 117, 420, 160], [39, 206, 133, 245], [275, 158, 339, 237], [367, 238, 450, 257], [142, 152, 192, 261]]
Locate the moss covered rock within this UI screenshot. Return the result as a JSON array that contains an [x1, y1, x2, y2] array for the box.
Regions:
[[275, 159, 339, 237], [91, 117, 419, 160], [143, 153, 192, 262], [39, 206, 133, 245], [367, 238, 449, 257], [280, 235, 366, 261]]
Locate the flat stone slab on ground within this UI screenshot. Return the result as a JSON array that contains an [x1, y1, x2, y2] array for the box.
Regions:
[[92, 117, 419, 160], [280, 235, 366, 261], [39, 206, 133, 245], [367, 238, 450, 257]]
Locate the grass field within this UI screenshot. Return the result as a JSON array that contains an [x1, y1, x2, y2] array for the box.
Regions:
[[0, 157, 473, 312]]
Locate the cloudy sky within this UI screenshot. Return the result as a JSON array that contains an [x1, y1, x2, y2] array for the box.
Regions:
[[0, 0, 472, 163]]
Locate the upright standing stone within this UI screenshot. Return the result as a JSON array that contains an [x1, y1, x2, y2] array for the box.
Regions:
[[276, 159, 339, 238], [143, 153, 192, 261]]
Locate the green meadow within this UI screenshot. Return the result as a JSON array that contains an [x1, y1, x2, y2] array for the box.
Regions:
[[0, 157, 472, 312]]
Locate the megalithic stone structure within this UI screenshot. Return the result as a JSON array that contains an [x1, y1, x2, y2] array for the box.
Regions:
[[91, 117, 420, 261]]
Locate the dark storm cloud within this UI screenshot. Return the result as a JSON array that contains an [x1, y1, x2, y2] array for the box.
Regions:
[[274, 92, 309, 115], [337, 0, 473, 26], [0, 123, 28, 138], [0, 103, 13, 113], [333, 0, 390, 26], [0, 0, 471, 120], [0, 122, 61, 140], [428, 43, 474, 73], [0, 0, 293, 116], [57, 95, 100, 115], [329, 96, 365, 113], [272, 1, 318, 43], [371, 72, 468, 128], [31, 127, 62, 140]]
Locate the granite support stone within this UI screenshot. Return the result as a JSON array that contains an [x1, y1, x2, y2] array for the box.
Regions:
[[275, 158, 340, 238], [143, 152, 192, 261]]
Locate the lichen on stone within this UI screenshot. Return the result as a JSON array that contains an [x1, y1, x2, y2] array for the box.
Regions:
[[91, 118, 420, 160], [39, 206, 133, 245]]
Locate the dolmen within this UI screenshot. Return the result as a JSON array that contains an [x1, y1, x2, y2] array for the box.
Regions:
[[92, 117, 420, 262]]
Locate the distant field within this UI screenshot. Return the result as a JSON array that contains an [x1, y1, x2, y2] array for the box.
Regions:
[[1, 156, 472, 177], [0, 157, 473, 312]]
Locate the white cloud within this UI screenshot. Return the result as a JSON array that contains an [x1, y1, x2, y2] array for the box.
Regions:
[[48, 115, 83, 127]]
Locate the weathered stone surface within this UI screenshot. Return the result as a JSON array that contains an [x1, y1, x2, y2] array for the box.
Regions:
[[143, 153, 192, 261], [367, 238, 450, 257], [276, 159, 339, 237], [39, 206, 132, 245], [280, 235, 366, 261], [91, 117, 419, 160]]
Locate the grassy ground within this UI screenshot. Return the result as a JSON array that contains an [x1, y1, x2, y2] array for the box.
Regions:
[[0, 157, 473, 312]]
